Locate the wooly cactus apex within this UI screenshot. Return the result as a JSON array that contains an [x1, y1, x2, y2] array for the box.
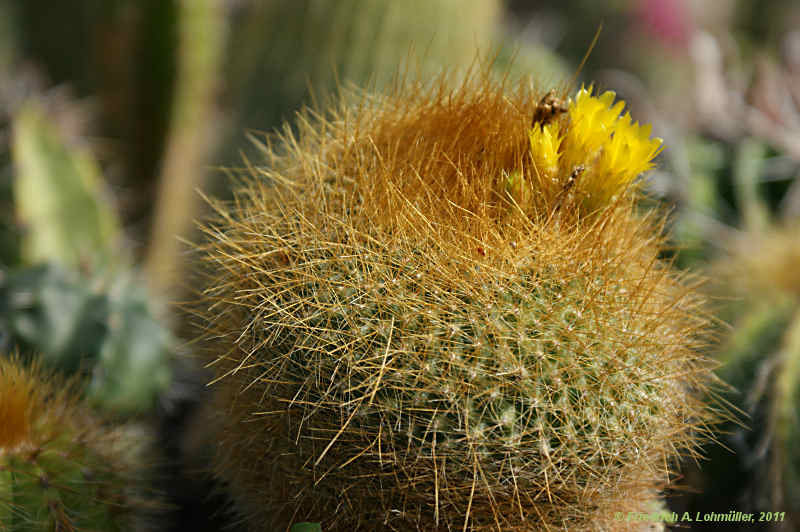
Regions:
[[194, 65, 719, 531], [0, 356, 157, 530]]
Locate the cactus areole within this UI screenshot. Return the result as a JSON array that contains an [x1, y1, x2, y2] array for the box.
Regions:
[[195, 66, 718, 531]]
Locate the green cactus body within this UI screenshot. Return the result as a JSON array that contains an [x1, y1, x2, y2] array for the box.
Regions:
[[196, 68, 718, 530], [773, 311, 800, 511], [717, 298, 796, 392], [3, 440, 125, 530], [0, 357, 155, 530]]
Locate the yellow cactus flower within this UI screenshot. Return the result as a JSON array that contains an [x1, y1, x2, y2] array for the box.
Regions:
[[563, 87, 626, 167], [527, 85, 663, 210], [593, 112, 663, 198]]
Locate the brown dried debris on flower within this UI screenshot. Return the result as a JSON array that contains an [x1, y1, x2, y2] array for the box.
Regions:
[[192, 62, 722, 531]]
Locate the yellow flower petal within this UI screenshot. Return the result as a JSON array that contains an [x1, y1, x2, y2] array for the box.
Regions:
[[528, 122, 562, 179]]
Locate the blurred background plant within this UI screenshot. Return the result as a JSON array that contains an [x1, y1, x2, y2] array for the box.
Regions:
[[1, 0, 799, 530]]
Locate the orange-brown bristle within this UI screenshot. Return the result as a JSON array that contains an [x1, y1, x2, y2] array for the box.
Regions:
[[0, 358, 34, 450], [273, 71, 548, 244]]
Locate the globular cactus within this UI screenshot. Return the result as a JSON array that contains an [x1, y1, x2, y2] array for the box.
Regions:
[[194, 66, 719, 531], [0, 355, 157, 530]]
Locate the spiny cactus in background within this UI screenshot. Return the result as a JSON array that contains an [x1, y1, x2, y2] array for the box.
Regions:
[[666, 133, 800, 528], [0, 356, 159, 530], [703, 223, 800, 527], [194, 65, 719, 531]]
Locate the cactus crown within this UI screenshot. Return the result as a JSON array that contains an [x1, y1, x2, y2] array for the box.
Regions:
[[293, 75, 665, 240], [196, 66, 718, 531]]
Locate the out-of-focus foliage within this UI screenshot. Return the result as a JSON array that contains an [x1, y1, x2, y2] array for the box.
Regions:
[[12, 102, 121, 273], [1, 94, 172, 415], [290, 523, 323, 532], [218, 0, 554, 166], [0, 261, 173, 414], [146, 0, 226, 294], [0, 4, 21, 268], [93, 274, 173, 413], [13, 0, 178, 238], [0, 3, 17, 70], [1, 265, 108, 374]]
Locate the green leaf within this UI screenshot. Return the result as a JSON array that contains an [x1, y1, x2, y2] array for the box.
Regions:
[[0, 264, 172, 414], [11, 102, 121, 273], [290, 523, 323, 532], [0, 264, 108, 374], [88, 277, 172, 414]]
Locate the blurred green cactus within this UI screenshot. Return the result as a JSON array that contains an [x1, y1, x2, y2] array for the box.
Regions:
[[219, 0, 569, 167], [774, 311, 800, 511], [224, 0, 501, 136], [0, 356, 159, 530], [710, 225, 800, 524], [671, 132, 800, 526]]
